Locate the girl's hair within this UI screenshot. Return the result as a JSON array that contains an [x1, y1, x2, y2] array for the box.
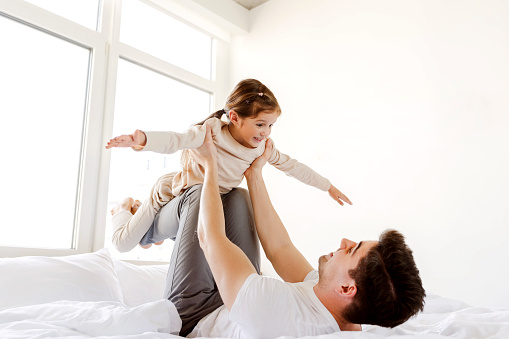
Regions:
[[181, 79, 281, 168], [195, 78, 281, 125]]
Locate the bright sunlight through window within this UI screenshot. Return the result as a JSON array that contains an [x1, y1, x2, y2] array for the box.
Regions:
[[0, 0, 222, 260], [105, 59, 211, 261], [120, 0, 213, 79], [0, 15, 90, 249], [24, 0, 100, 30]]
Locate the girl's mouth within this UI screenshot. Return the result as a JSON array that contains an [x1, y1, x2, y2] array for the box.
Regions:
[[253, 137, 263, 142]]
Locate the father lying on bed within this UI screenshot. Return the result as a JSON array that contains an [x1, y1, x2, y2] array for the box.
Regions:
[[153, 126, 425, 337]]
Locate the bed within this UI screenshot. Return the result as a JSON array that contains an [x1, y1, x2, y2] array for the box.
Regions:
[[0, 249, 507, 339]]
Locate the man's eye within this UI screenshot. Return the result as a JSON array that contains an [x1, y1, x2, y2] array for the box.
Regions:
[[257, 124, 263, 127]]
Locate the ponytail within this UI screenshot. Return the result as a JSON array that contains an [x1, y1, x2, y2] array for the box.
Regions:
[[195, 109, 226, 126]]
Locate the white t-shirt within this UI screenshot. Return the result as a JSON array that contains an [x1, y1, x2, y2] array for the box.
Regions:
[[188, 270, 340, 339]]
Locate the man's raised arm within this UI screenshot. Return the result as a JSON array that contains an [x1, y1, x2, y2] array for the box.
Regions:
[[190, 126, 257, 310], [244, 140, 314, 283]]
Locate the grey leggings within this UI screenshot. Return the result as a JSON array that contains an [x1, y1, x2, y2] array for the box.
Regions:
[[140, 185, 261, 336]]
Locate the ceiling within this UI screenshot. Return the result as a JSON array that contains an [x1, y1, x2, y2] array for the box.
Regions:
[[231, 0, 271, 10]]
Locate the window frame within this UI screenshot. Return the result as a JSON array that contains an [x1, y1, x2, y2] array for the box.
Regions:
[[0, 0, 229, 258]]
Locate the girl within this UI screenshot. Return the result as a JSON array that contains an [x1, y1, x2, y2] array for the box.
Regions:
[[106, 79, 351, 253]]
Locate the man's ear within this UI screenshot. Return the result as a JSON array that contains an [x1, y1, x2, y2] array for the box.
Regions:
[[335, 283, 357, 298]]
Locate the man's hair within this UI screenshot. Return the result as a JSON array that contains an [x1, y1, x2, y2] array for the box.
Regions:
[[342, 229, 425, 328]]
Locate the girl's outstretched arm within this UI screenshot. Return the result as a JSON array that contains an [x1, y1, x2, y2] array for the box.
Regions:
[[266, 142, 353, 206], [328, 184, 352, 206], [105, 129, 147, 149]]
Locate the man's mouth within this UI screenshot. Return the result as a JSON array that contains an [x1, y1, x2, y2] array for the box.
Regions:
[[253, 137, 263, 142]]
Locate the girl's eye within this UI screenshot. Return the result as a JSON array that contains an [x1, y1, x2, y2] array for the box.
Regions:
[[256, 124, 263, 127]]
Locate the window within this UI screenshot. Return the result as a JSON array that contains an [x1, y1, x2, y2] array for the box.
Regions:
[[0, 0, 228, 259], [24, 0, 100, 30], [105, 59, 211, 260], [120, 0, 213, 79], [0, 15, 90, 249]]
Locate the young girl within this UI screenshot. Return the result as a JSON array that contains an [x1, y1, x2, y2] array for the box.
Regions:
[[106, 79, 351, 253]]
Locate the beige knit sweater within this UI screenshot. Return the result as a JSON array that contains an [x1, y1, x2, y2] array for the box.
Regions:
[[137, 118, 331, 196]]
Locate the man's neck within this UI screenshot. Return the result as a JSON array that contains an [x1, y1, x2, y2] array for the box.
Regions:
[[313, 285, 362, 332]]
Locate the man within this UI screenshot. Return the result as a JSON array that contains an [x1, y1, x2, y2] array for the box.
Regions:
[[174, 125, 426, 338]]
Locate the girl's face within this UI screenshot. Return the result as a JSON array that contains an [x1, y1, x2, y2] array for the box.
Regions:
[[230, 110, 279, 148]]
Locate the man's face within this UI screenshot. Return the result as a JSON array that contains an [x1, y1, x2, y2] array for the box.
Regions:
[[318, 238, 377, 287]]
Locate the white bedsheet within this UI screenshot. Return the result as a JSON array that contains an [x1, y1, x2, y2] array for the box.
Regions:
[[0, 294, 507, 339], [0, 299, 181, 338]]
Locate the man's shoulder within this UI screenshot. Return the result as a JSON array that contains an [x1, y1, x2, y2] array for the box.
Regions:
[[303, 270, 319, 282], [240, 271, 318, 295], [230, 272, 339, 338]]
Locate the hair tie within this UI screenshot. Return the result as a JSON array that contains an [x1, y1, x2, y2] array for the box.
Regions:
[[258, 92, 264, 97]]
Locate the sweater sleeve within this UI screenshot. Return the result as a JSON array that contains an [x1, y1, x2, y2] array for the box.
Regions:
[[134, 118, 223, 154], [267, 142, 331, 191]]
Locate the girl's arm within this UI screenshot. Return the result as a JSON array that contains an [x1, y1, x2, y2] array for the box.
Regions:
[[105, 118, 223, 154], [267, 142, 352, 206]]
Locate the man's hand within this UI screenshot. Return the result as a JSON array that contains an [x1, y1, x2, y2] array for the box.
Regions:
[[188, 125, 217, 170], [245, 138, 273, 178], [105, 129, 147, 149]]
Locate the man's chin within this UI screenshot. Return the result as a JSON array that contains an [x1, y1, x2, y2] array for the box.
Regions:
[[318, 255, 327, 269]]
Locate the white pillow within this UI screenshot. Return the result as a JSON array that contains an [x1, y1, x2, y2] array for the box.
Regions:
[[113, 260, 169, 306], [0, 248, 124, 310]]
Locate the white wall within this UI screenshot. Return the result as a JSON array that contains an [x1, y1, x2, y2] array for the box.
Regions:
[[230, 0, 509, 308]]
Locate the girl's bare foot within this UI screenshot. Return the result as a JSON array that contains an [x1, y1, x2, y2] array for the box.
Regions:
[[139, 240, 164, 249], [131, 200, 142, 214], [111, 197, 134, 215]]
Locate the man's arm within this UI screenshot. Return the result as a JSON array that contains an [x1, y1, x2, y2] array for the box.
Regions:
[[190, 126, 257, 310], [245, 140, 314, 283]]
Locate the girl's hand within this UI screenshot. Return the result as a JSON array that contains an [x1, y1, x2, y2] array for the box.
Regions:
[[245, 138, 273, 176], [328, 184, 352, 206], [105, 129, 147, 149]]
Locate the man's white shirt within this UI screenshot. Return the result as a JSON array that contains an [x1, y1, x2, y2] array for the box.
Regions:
[[188, 270, 340, 338]]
